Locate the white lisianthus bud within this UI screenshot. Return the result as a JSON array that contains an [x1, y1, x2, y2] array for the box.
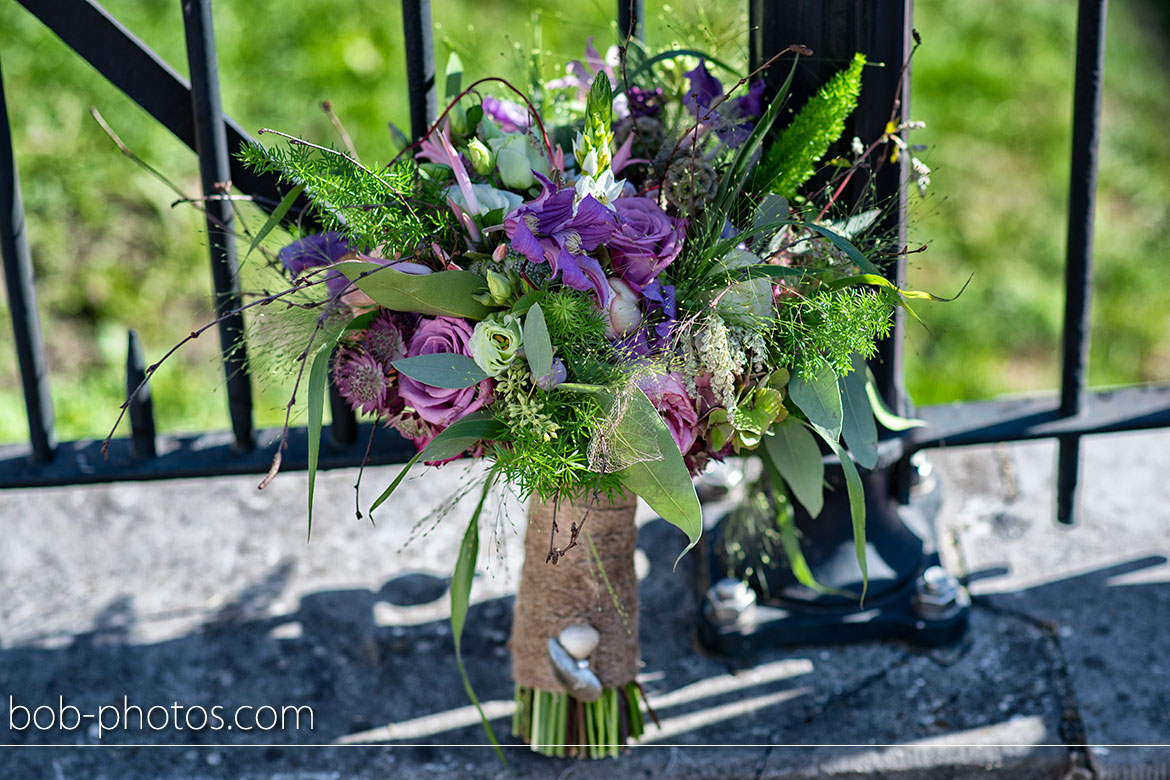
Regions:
[[467, 137, 495, 175], [495, 135, 535, 190], [605, 277, 642, 339], [469, 313, 524, 376]]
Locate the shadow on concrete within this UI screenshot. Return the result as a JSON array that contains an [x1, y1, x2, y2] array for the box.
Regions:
[[6, 520, 1158, 778]]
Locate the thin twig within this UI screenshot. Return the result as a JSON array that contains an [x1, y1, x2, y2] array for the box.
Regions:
[[322, 100, 360, 162]]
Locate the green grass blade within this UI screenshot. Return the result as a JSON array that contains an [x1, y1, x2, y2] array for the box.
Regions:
[[246, 182, 304, 259], [813, 425, 868, 603], [304, 343, 330, 540], [450, 472, 505, 763]]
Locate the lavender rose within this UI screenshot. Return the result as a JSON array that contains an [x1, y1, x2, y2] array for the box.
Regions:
[[397, 316, 493, 428], [608, 198, 685, 291], [637, 372, 699, 456]]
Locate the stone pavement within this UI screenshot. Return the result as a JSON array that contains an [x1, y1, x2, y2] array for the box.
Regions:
[[1, 429, 1168, 778]]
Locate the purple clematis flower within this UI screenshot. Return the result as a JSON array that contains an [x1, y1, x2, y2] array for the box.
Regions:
[[504, 175, 616, 305], [683, 61, 767, 146], [278, 232, 353, 298], [615, 281, 676, 358], [481, 95, 531, 133]]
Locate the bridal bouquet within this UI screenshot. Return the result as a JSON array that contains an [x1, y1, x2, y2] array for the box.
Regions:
[[234, 40, 930, 757]]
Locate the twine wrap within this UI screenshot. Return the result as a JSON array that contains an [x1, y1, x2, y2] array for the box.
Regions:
[[510, 495, 640, 692]]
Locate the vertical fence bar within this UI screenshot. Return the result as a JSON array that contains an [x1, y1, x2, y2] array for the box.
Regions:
[[618, 0, 643, 40], [181, 0, 253, 451], [401, 0, 436, 142], [1056, 0, 1108, 525], [0, 59, 56, 463], [125, 329, 157, 458]]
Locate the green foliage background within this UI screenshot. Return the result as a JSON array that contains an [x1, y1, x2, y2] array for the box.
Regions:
[[0, 0, 1167, 442]]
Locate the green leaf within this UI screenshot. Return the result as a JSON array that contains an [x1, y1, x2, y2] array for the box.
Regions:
[[813, 425, 869, 603], [759, 449, 854, 598], [450, 471, 506, 762], [764, 417, 824, 518], [304, 343, 331, 540], [613, 389, 703, 569], [418, 412, 507, 462], [839, 354, 878, 469], [247, 183, 304, 259], [368, 413, 506, 515], [788, 363, 843, 440], [555, 382, 606, 394], [392, 353, 490, 389], [445, 52, 464, 101], [510, 289, 545, 315], [523, 302, 553, 380], [865, 370, 926, 431], [335, 261, 491, 320], [799, 222, 883, 277], [368, 452, 422, 514]]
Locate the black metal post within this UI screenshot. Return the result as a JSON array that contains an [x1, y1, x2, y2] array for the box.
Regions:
[[0, 57, 56, 463], [700, 0, 968, 656], [1056, 0, 1108, 525], [15, 0, 298, 217], [401, 0, 436, 142], [126, 330, 157, 459], [618, 0, 644, 40], [181, 0, 253, 451]]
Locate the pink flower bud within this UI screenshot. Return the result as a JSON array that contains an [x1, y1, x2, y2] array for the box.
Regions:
[[605, 277, 642, 339]]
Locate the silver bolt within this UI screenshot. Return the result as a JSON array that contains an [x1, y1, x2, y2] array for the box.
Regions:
[[912, 566, 968, 621], [704, 577, 757, 627]]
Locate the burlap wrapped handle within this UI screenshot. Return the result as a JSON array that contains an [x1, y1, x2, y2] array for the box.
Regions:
[[510, 496, 640, 691]]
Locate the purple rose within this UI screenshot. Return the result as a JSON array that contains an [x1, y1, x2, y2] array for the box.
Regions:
[[397, 317, 493, 428], [637, 372, 699, 456], [608, 198, 686, 291]]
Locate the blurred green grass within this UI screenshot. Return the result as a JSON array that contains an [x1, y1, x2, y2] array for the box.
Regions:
[[0, 0, 1166, 444]]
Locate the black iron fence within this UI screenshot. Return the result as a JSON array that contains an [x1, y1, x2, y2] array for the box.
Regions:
[[3, 0, 1168, 535]]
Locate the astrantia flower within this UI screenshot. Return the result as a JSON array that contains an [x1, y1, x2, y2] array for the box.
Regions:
[[361, 311, 408, 368], [608, 198, 686, 291], [334, 349, 388, 415]]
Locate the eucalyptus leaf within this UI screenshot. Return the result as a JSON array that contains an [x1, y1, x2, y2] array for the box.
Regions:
[[813, 425, 869, 603], [612, 389, 703, 568], [788, 363, 843, 441], [418, 412, 506, 462], [759, 449, 854, 598], [839, 354, 878, 470], [335, 260, 491, 320], [763, 417, 824, 518], [368, 413, 505, 515], [247, 182, 304, 259], [523, 302, 553, 380], [392, 353, 490, 389], [450, 472, 505, 761]]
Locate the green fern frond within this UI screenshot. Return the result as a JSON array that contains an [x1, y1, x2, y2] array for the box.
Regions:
[[238, 141, 455, 253], [752, 52, 866, 199]]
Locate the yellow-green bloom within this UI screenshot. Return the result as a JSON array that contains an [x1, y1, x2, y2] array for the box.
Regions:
[[469, 312, 523, 377]]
